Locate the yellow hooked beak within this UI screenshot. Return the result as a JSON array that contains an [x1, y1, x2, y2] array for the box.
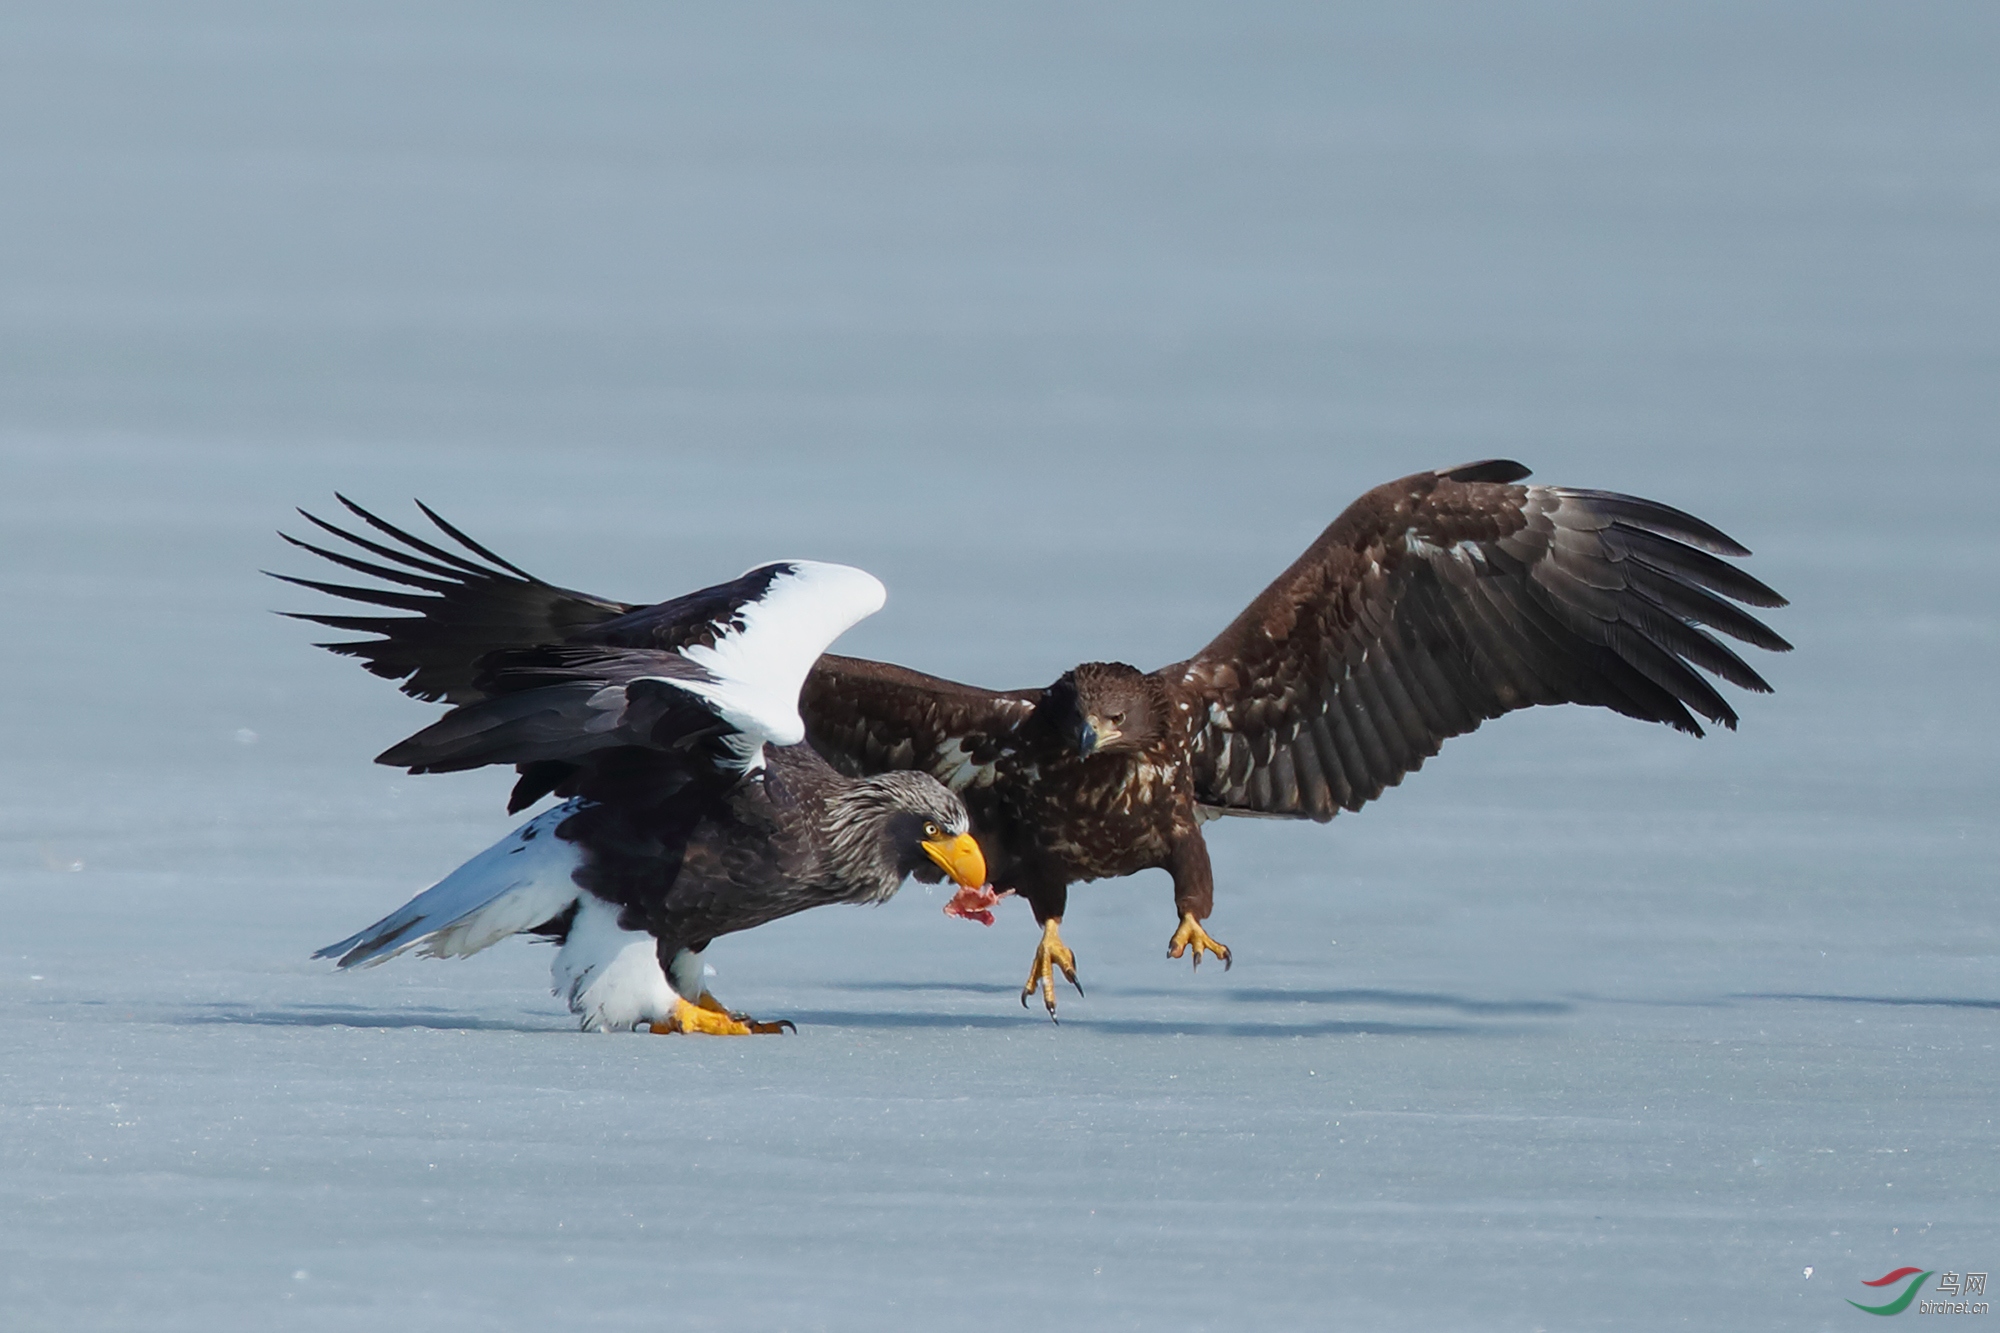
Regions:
[[921, 831, 987, 890]]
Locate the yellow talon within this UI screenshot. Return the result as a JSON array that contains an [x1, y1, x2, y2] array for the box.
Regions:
[[647, 994, 794, 1036], [1021, 917, 1083, 1020], [1167, 913, 1231, 971]]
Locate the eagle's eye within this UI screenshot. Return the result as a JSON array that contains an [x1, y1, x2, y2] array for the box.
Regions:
[[1107, 711, 1126, 726], [923, 821, 941, 839]]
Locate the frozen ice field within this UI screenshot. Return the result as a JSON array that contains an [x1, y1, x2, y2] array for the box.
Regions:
[[2, 3, 1995, 1329]]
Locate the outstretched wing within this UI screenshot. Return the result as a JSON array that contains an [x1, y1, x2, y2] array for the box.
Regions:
[[270, 497, 635, 704], [802, 654, 1038, 793], [379, 562, 890, 784], [1174, 460, 1790, 821], [377, 646, 736, 775]]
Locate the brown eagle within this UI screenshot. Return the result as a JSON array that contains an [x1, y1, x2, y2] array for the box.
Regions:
[[279, 461, 1788, 1018]]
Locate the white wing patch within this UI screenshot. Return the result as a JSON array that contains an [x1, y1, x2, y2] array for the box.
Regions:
[[1405, 528, 1489, 568], [672, 561, 886, 749], [315, 800, 586, 969]]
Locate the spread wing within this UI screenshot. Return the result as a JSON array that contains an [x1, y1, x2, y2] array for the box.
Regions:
[[377, 645, 747, 777], [801, 654, 1038, 793], [270, 497, 635, 704], [272, 498, 871, 709], [1173, 460, 1791, 821], [380, 563, 889, 783]]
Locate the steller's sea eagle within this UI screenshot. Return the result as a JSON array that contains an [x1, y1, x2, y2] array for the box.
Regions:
[[293, 556, 987, 1035], [280, 461, 1788, 1020]]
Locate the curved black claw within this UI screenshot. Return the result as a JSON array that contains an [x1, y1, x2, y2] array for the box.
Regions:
[[1168, 914, 1232, 972], [1023, 918, 1082, 1022]]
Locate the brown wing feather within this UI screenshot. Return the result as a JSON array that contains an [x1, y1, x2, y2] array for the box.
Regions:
[[802, 654, 1037, 789], [1170, 461, 1790, 821]]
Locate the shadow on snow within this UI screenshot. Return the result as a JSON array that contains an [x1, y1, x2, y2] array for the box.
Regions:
[[832, 980, 1573, 1017], [168, 999, 1503, 1038], [176, 1001, 569, 1033], [1735, 991, 2000, 1012], [781, 1008, 1491, 1037]]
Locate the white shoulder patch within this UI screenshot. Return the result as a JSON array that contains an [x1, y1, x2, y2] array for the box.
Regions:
[[672, 561, 886, 749]]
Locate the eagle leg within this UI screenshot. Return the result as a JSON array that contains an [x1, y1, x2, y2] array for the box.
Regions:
[[648, 993, 794, 1036], [1021, 917, 1083, 1020], [1167, 913, 1231, 971]]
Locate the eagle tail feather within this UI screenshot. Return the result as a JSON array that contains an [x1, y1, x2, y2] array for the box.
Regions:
[[314, 802, 585, 969]]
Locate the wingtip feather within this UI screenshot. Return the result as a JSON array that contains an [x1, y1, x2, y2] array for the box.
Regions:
[[1439, 459, 1534, 484]]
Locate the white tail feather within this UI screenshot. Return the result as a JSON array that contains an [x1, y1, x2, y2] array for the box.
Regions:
[[315, 801, 585, 969]]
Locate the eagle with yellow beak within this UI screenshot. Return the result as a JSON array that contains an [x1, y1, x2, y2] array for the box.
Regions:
[[292, 547, 986, 1035]]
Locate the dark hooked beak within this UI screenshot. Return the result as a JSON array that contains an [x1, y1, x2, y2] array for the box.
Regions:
[[1075, 719, 1100, 757]]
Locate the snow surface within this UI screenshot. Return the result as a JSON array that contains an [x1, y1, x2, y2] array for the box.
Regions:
[[2, 3, 1996, 1330]]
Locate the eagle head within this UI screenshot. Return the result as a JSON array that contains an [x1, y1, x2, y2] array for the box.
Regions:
[[837, 771, 987, 893], [1043, 661, 1163, 758]]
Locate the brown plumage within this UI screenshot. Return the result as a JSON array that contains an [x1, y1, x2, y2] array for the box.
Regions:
[[802, 460, 1789, 1011], [277, 462, 1790, 1018]]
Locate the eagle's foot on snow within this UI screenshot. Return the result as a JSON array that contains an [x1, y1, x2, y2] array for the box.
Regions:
[[1022, 917, 1083, 1020], [649, 993, 795, 1036], [1167, 913, 1231, 971]]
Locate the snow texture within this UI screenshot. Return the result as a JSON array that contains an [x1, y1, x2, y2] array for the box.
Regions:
[[2, 4, 1997, 1331]]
